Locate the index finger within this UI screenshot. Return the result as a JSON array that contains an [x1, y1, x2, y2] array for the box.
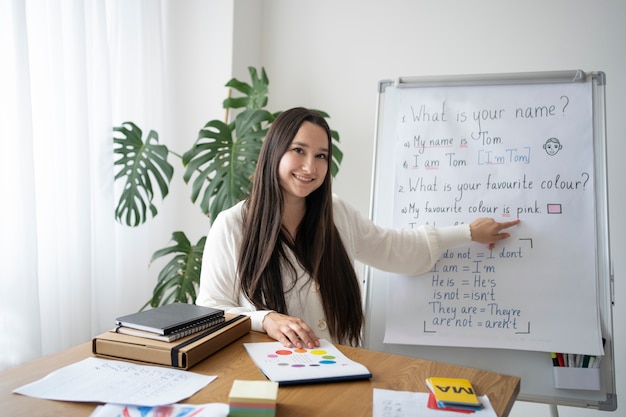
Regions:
[[499, 219, 521, 230]]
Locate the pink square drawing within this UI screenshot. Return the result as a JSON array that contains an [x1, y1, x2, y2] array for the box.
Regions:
[[547, 204, 562, 214]]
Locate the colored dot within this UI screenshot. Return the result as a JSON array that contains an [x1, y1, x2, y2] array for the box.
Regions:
[[319, 360, 336, 365], [275, 350, 293, 355], [294, 348, 307, 353], [278, 363, 289, 367], [309, 364, 320, 367], [322, 355, 335, 360], [310, 350, 327, 355], [291, 364, 306, 368], [267, 354, 278, 358]]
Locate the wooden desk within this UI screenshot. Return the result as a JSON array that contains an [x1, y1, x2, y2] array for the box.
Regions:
[[1, 332, 520, 416]]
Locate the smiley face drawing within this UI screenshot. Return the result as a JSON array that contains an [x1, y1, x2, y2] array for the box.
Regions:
[[543, 137, 562, 156]]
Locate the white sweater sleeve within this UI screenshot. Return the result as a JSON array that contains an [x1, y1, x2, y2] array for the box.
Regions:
[[332, 196, 471, 275]]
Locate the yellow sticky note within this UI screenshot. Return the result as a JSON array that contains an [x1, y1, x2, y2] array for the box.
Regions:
[[229, 380, 279, 403]]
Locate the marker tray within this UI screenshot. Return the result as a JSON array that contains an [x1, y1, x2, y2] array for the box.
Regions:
[[552, 367, 601, 390]]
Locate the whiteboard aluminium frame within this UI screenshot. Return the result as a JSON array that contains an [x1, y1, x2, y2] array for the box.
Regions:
[[363, 70, 616, 410]]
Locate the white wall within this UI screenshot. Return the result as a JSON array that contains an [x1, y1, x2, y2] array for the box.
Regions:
[[161, 0, 235, 245], [164, 1, 624, 416], [253, 1, 624, 416]]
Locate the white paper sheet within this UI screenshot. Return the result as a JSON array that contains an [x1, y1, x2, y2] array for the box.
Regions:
[[383, 81, 604, 355], [373, 389, 497, 417], [90, 403, 229, 417], [13, 357, 216, 406]]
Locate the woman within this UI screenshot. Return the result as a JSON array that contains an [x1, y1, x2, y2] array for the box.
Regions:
[[196, 107, 519, 349]]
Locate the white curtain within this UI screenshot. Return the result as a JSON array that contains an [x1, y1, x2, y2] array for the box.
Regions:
[[0, 0, 166, 371]]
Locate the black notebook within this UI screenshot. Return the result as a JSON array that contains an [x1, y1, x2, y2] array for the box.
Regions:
[[115, 303, 224, 335]]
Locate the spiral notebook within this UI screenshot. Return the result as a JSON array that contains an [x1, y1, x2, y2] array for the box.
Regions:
[[115, 303, 224, 336]]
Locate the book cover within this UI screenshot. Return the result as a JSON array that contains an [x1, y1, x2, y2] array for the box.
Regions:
[[115, 302, 224, 335], [425, 376, 482, 409], [93, 314, 250, 369], [243, 339, 372, 385]]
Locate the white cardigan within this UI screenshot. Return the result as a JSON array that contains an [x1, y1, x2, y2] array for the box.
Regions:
[[195, 195, 470, 343]]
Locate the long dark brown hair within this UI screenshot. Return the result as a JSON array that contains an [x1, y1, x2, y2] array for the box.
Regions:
[[237, 107, 363, 345]]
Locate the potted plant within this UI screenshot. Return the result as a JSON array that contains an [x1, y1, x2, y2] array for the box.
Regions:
[[112, 67, 343, 309]]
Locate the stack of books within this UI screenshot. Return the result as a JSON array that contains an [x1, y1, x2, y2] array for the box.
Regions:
[[92, 303, 251, 369], [425, 376, 484, 413], [114, 302, 226, 342]]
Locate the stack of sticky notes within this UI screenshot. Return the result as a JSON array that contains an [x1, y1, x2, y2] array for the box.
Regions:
[[228, 379, 279, 417], [425, 376, 483, 412]]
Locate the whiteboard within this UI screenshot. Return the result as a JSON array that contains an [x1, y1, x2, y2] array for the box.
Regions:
[[363, 71, 616, 410]]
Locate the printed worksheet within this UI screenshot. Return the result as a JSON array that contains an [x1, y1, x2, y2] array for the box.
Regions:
[[373, 389, 497, 417], [90, 403, 229, 417], [13, 357, 215, 406]]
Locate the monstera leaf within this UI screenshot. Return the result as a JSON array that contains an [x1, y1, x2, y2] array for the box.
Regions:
[[144, 231, 205, 309], [222, 67, 269, 110], [113, 122, 174, 227], [182, 108, 275, 222]]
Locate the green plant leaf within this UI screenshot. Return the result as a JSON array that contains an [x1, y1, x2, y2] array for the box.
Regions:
[[143, 232, 206, 309], [331, 143, 343, 177], [182, 109, 274, 222], [223, 67, 269, 110], [113, 122, 174, 227]]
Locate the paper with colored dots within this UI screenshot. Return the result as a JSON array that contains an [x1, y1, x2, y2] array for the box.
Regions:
[[243, 339, 372, 385]]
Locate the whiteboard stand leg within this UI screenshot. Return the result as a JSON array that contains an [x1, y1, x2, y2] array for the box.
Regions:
[[550, 404, 559, 417]]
